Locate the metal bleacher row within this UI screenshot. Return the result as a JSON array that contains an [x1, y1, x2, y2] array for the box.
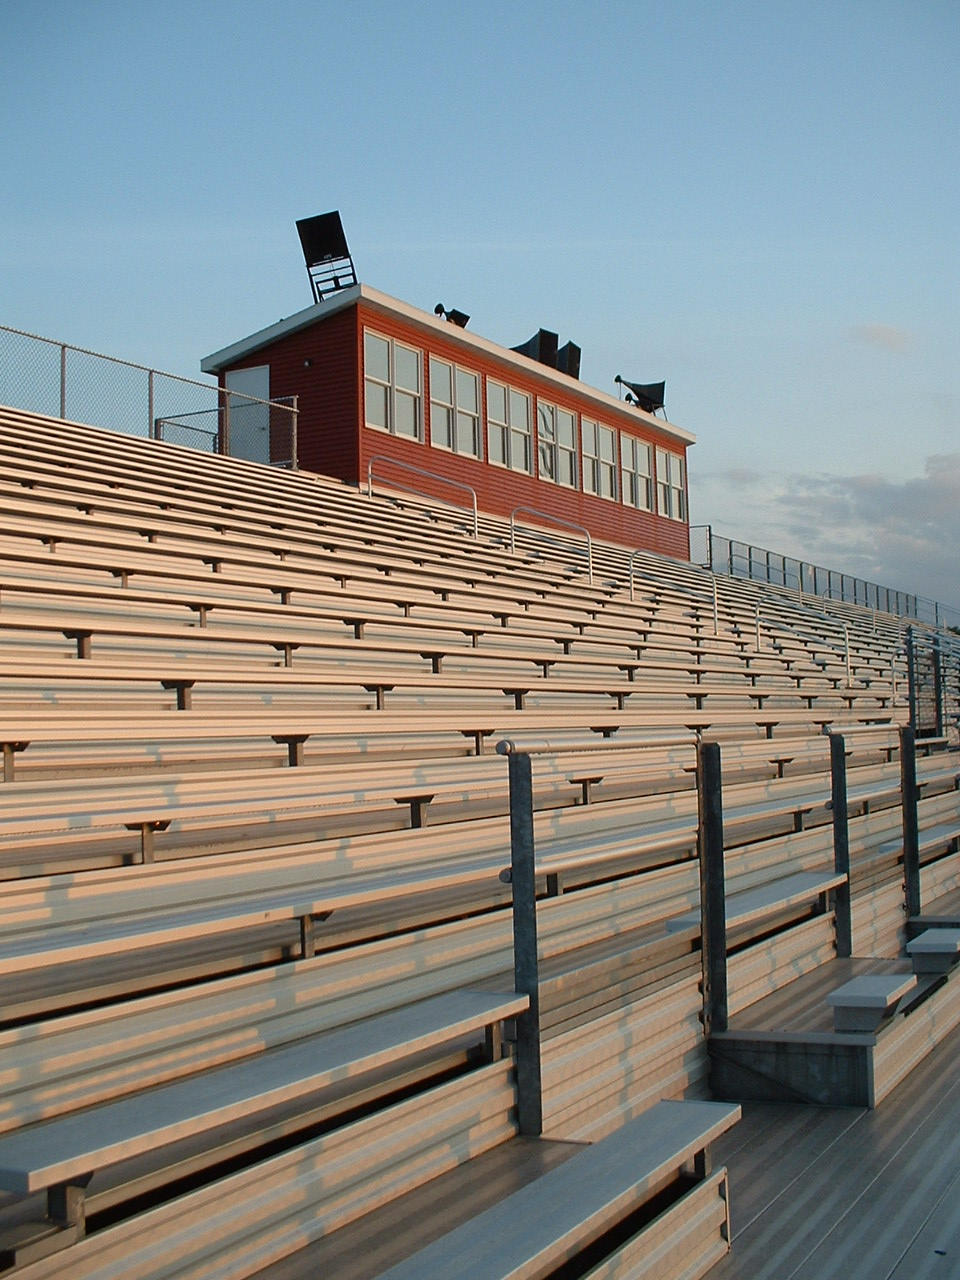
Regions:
[[1, 404, 959, 1279]]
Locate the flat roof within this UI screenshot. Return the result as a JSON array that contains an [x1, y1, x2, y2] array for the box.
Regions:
[[201, 284, 696, 448]]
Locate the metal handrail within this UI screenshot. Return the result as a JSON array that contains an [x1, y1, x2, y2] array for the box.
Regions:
[[366, 455, 478, 538], [509, 507, 593, 585], [691, 522, 959, 629]]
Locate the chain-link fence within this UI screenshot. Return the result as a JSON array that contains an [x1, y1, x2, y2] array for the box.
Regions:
[[0, 323, 298, 467], [691, 524, 959, 630]]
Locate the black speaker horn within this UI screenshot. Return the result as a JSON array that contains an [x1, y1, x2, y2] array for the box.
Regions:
[[615, 376, 665, 414]]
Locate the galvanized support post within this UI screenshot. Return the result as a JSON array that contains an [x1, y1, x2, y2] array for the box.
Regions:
[[148, 369, 155, 438], [290, 394, 299, 470], [843, 625, 851, 686], [829, 733, 853, 958], [900, 725, 921, 921], [507, 750, 542, 1136], [221, 387, 231, 456], [905, 626, 917, 731], [934, 635, 944, 738], [712, 577, 719, 635], [697, 740, 727, 1035], [59, 343, 67, 420]]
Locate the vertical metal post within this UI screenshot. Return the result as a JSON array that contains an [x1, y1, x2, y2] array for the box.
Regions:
[[290, 395, 299, 470], [829, 733, 853, 958], [507, 750, 542, 1136], [697, 740, 728, 1035], [843, 625, 851, 686], [712, 577, 719, 635], [147, 369, 155, 439], [933, 635, 944, 738], [754, 607, 761, 652], [899, 725, 921, 921], [905, 627, 917, 731], [221, 387, 231, 456], [59, 344, 67, 420]]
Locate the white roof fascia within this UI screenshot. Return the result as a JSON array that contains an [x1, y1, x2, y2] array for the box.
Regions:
[[202, 283, 695, 447], [200, 286, 362, 374]]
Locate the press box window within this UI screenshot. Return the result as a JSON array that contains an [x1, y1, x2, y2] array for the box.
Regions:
[[538, 403, 578, 488], [487, 379, 532, 474], [621, 435, 652, 511], [582, 418, 617, 500], [430, 358, 481, 457], [656, 447, 687, 520], [363, 330, 423, 440]]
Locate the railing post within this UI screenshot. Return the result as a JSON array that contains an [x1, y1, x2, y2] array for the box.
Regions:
[[506, 750, 542, 1136], [697, 740, 727, 1035], [290, 395, 299, 470], [147, 370, 155, 439], [906, 627, 917, 731], [220, 387, 231, 457], [59, 343, 67, 420], [900, 725, 921, 921], [712, 576, 719, 635], [843, 624, 851, 686], [829, 733, 853, 959], [934, 635, 944, 738]]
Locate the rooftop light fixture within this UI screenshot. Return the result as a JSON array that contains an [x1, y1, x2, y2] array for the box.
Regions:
[[434, 303, 470, 328], [296, 211, 357, 304]]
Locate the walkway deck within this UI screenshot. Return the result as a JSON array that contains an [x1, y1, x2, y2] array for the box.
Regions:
[[710, 1016, 960, 1278]]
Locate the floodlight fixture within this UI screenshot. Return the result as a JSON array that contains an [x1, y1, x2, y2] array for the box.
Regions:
[[296, 211, 358, 303], [615, 375, 665, 415], [434, 303, 470, 328]]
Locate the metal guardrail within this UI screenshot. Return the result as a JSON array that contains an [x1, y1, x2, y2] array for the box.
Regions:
[[0, 322, 299, 468], [366, 455, 479, 538], [509, 507, 593, 585], [691, 523, 959, 630]]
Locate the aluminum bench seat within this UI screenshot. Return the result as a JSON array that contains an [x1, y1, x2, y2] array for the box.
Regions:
[[375, 1099, 740, 1280], [0, 989, 525, 1247]]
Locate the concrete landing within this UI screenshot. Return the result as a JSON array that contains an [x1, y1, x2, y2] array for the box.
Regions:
[[710, 955, 960, 1108]]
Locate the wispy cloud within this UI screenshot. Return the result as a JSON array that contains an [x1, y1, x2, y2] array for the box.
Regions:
[[699, 456, 960, 611], [849, 323, 914, 353]]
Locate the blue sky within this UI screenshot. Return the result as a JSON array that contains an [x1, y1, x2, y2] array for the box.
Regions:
[[2, 0, 958, 608]]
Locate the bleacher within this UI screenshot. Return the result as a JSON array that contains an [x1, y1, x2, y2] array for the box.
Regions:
[[1, 404, 958, 1278]]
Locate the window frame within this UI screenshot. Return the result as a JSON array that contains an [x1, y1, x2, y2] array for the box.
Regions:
[[620, 433, 653, 512], [363, 328, 423, 442], [537, 400, 579, 489], [582, 417, 618, 501], [655, 446, 687, 521], [486, 377, 533, 475], [429, 356, 481, 458]]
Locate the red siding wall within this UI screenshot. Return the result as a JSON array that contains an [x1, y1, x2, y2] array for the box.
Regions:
[[354, 302, 690, 559], [220, 308, 361, 482], [218, 298, 691, 560]]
